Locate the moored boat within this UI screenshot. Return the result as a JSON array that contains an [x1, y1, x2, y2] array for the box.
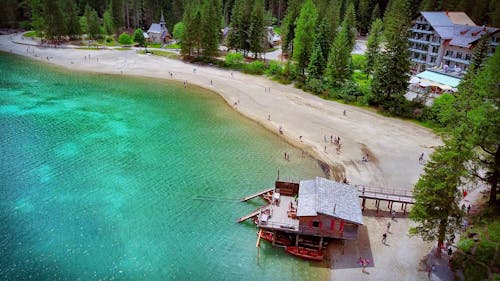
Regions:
[[284, 246, 324, 261], [257, 231, 292, 246]]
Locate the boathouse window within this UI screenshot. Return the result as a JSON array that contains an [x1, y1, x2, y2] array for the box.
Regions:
[[312, 221, 320, 228]]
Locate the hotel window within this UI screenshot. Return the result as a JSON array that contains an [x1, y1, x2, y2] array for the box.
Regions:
[[445, 50, 453, 57], [312, 221, 320, 227], [465, 54, 471, 61], [456, 52, 463, 59]]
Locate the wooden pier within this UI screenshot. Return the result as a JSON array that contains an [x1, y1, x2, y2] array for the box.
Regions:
[[236, 204, 270, 223], [356, 185, 414, 214], [240, 187, 274, 202]]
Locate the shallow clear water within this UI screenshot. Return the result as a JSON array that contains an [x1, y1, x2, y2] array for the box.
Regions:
[[0, 53, 328, 280]]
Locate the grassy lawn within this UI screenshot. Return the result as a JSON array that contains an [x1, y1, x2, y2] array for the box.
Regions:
[[23, 31, 36, 37], [165, 43, 181, 49], [140, 50, 180, 59], [273, 26, 282, 35]]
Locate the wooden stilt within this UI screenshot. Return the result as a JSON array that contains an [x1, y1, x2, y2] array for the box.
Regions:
[[362, 198, 366, 211], [256, 229, 263, 248], [376, 200, 380, 212], [319, 237, 323, 250], [295, 234, 299, 247]]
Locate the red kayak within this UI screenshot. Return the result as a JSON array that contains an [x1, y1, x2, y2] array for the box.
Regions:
[[285, 246, 324, 261]]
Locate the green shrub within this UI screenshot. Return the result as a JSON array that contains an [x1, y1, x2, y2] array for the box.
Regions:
[[475, 239, 497, 265], [243, 60, 266, 75], [118, 33, 133, 45], [352, 54, 367, 71], [133, 28, 146, 46], [266, 61, 283, 76], [282, 61, 298, 81], [458, 238, 475, 253], [173, 22, 186, 41], [493, 273, 500, 281], [339, 81, 365, 102], [488, 220, 500, 243], [225, 52, 244, 68], [305, 78, 325, 95], [23, 31, 36, 37], [464, 259, 488, 281]]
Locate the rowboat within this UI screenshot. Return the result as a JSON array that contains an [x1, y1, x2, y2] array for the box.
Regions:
[[284, 246, 323, 261]]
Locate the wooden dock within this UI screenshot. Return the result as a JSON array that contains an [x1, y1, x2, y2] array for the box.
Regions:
[[356, 185, 415, 214], [240, 187, 274, 202], [236, 204, 270, 223]]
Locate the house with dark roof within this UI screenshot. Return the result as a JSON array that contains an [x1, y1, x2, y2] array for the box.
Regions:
[[409, 11, 499, 75], [147, 12, 170, 44], [256, 177, 363, 240]]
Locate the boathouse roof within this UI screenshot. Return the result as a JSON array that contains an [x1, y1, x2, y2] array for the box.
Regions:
[[297, 177, 363, 225]]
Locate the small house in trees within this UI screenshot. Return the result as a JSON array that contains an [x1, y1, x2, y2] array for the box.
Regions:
[[147, 12, 170, 43], [267, 26, 281, 47]]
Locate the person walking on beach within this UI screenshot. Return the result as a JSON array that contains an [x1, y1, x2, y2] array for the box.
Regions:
[[382, 233, 387, 244], [419, 152, 424, 163], [391, 210, 396, 220], [387, 221, 391, 232]]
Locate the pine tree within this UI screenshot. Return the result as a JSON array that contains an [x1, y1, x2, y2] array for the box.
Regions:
[[111, 0, 124, 32], [181, 2, 203, 56], [365, 18, 383, 75], [325, 16, 352, 88], [103, 6, 115, 35], [29, 0, 45, 37], [306, 25, 326, 79], [358, 0, 370, 35], [281, 0, 303, 56], [323, 0, 341, 56], [409, 143, 468, 257], [63, 0, 81, 39], [371, 3, 381, 22], [468, 35, 490, 73], [87, 7, 101, 40], [371, 0, 411, 113], [227, 0, 243, 51], [43, 0, 66, 40], [318, 17, 332, 63], [249, 0, 265, 58], [292, 0, 318, 74], [343, 2, 356, 52], [201, 0, 222, 59]]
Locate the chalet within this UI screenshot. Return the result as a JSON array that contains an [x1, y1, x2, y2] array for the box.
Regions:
[[256, 177, 363, 241], [147, 12, 170, 44]]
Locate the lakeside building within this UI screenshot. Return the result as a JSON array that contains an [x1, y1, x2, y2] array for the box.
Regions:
[[409, 11, 499, 77], [147, 12, 170, 44]]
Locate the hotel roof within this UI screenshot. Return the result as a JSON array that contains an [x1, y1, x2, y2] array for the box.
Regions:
[[419, 12, 499, 47]]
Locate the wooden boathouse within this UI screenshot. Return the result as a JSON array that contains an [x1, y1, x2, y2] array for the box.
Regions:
[[256, 177, 363, 240], [238, 177, 364, 260]]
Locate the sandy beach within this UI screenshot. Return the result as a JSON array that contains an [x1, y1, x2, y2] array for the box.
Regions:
[[0, 33, 445, 280]]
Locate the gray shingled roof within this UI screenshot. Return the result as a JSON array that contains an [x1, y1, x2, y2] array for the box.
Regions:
[[450, 25, 499, 47], [419, 11, 499, 46], [297, 177, 363, 225]]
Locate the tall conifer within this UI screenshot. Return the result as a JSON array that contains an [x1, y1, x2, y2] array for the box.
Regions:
[[292, 0, 318, 74], [371, 0, 411, 113]]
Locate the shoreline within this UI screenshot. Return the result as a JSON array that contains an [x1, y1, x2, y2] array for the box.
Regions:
[[0, 33, 445, 281], [0, 33, 442, 188]]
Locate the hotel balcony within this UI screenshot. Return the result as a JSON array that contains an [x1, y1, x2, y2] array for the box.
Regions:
[[411, 28, 433, 34], [409, 38, 431, 45], [443, 56, 470, 65], [411, 58, 426, 64], [409, 48, 428, 54]]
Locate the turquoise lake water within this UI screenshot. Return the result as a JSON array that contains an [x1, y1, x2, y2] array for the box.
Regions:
[[0, 53, 328, 280]]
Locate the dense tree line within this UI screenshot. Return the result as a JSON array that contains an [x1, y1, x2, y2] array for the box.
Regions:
[[410, 43, 499, 255]]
